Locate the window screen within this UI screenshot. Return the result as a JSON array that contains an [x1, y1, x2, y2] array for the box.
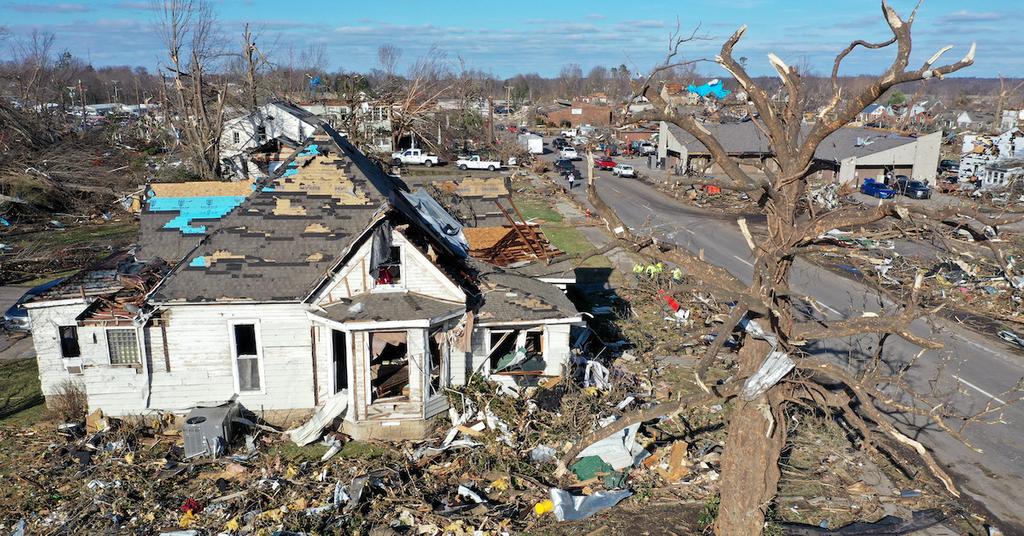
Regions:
[[233, 324, 260, 391], [59, 326, 81, 358], [106, 329, 139, 365]]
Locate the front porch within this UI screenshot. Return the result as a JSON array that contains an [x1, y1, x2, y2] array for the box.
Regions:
[[309, 293, 465, 440]]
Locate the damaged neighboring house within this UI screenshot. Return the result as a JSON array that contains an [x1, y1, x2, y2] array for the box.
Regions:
[[220, 101, 320, 178], [657, 121, 942, 184], [26, 126, 582, 440]]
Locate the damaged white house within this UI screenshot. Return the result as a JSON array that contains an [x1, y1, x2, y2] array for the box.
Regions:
[[26, 126, 582, 440]]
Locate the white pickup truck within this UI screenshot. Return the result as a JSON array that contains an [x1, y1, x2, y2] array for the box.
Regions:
[[456, 155, 502, 171], [391, 149, 442, 167]]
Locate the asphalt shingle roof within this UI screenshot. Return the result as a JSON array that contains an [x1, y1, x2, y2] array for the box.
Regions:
[[663, 121, 922, 162], [151, 130, 397, 303], [319, 293, 464, 323]]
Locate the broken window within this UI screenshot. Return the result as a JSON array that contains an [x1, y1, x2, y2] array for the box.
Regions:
[[489, 329, 544, 373], [232, 324, 261, 392], [332, 330, 348, 393], [428, 327, 446, 397], [369, 331, 408, 402], [106, 329, 139, 365], [59, 326, 81, 358], [375, 246, 402, 286]]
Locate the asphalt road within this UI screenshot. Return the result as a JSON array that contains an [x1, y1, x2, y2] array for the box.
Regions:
[[545, 149, 1024, 529], [0, 285, 36, 362]]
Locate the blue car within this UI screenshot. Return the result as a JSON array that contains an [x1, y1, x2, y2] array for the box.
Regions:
[[860, 178, 896, 199], [3, 278, 65, 332]]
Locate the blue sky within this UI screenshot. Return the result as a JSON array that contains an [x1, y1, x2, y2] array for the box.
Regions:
[[1, 0, 1020, 78]]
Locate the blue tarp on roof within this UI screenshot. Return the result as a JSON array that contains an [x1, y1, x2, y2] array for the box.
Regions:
[[148, 195, 247, 235], [687, 79, 731, 100]]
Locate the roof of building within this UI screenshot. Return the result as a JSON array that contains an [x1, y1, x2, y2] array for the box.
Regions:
[[151, 129, 402, 303], [475, 265, 578, 323], [319, 292, 464, 323], [663, 121, 922, 162]]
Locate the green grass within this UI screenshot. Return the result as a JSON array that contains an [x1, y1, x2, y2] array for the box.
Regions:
[[514, 198, 563, 223], [0, 359, 46, 427], [542, 225, 611, 268], [267, 439, 389, 463]]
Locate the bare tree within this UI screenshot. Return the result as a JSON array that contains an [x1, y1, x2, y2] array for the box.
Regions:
[[994, 75, 1024, 132], [156, 0, 226, 179], [557, 63, 583, 99], [589, 3, 1024, 534], [377, 44, 402, 78]]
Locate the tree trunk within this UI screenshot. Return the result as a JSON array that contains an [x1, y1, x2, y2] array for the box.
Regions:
[[714, 338, 786, 536]]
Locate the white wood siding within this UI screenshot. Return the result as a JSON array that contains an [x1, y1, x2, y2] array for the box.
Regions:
[[149, 302, 316, 413], [320, 229, 465, 305]]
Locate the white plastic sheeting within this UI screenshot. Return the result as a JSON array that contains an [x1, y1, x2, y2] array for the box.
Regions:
[[287, 389, 349, 446]]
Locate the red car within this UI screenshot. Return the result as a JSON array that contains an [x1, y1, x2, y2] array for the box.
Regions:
[[595, 157, 616, 170]]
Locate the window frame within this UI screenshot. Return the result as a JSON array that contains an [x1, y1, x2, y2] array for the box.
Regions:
[[228, 320, 265, 394], [372, 244, 405, 291], [105, 328, 140, 366], [59, 325, 81, 358]]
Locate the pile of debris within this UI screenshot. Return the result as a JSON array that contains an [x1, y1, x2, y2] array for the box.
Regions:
[[0, 361, 734, 535]]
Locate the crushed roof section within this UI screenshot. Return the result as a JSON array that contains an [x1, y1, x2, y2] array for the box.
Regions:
[[475, 265, 579, 323], [319, 293, 464, 323]]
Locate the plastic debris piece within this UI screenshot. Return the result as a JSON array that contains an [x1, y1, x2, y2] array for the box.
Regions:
[[457, 485, 487, 504], [534, 499, 554, 516], [575, 422, 648, 470], [549, 488, 632, 521], [530, 444, 558, 464], [287, 390, 348, 446]]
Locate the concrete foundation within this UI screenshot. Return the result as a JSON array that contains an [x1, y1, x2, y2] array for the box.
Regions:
[[343, 417, 435, 441]]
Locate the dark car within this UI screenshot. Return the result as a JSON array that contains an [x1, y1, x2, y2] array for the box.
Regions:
[[860, 178, 896, 199], [3, 278, 66, 332], [552, 138, 568, 149], [553, 158, 575, 170], [894, 177, 933, 199], [939, 159, 959, 173], [595, 157, 617, 170]]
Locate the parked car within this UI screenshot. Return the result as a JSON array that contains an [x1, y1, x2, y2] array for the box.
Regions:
[[391, 149, 442, 167], [560, 147, 580, 160], [595, 156, 617, 170], [860, 178, 896, 199], [636, 142, 656, 155], [552, 138, 568, 149], [3, 278, 66, 332], [560, 128, 578, 138], [612, 164, 636, 178], [456, 155, 502, 171], [894, 177, 933, 199], [553, 158, 575, 170]]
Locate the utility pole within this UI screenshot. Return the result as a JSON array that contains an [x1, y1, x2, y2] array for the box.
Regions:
[[487, 96, 494, 146], [78, 79, 86, 127], [111, 80, 120, 103]]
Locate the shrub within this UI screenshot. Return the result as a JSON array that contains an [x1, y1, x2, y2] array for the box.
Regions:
[[49, 379, 88, 422]]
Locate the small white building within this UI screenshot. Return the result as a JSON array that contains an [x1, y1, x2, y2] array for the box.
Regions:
[[26, 128, 581, 440], [220, 101, 320, 161]]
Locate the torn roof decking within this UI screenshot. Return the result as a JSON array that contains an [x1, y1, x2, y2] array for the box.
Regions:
[[402, 176, 511, 227], [152, 130, 397, 303], [475, 266, 579, 323]]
